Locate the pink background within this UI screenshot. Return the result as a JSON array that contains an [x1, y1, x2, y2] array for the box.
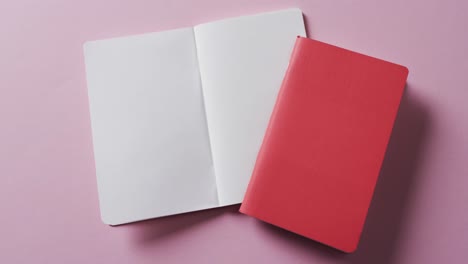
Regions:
[[1, 0, 467, 263]]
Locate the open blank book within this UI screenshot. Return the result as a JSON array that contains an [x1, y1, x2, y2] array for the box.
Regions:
[[83, 8, 306, 225]]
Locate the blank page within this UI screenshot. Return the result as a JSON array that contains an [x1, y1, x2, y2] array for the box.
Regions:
[[84, 28, 218, 225], [194, 8, 306, 205]]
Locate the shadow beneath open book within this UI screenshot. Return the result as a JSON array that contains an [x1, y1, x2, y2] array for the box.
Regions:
[[303, 14, 313, 37], [127, 205, 240, 246], [257, 84, 430, 263]]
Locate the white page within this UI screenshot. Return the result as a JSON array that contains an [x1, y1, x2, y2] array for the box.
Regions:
[[84, 28, 218, 225], [194, 8, 306, 205]]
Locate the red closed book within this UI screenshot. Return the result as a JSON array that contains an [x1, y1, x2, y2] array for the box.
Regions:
[[240, 37, 408, 253]]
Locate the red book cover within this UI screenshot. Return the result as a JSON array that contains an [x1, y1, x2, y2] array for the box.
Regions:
[[240, 37, 408, 253]]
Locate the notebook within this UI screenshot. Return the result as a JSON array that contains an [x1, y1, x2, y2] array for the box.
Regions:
[[83, 8, 305, 225], [240, 37, 408, 252]]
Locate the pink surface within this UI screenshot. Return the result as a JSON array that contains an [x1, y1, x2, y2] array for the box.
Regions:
[[0, 0, 467, 263]]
